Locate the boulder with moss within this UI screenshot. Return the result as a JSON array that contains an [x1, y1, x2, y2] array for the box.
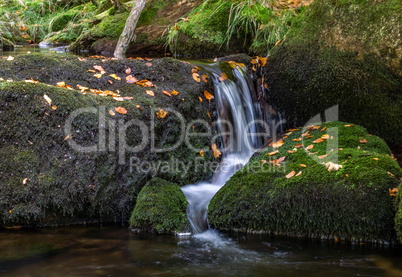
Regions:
[[264, 0, 402, 154], [129, 177, 190, 234], [0, 53, 218, 227], [208, 122, 402, 243]]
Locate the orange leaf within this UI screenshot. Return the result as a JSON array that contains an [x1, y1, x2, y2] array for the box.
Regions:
[[218, 73, 228, 81], [199, 97, 203, 102], [286, 171, 295, 179], [94, 74, 102, 78], [108, 80, 113, 84], [389, 187, 398, 196], [267, 150, 279, 156], [93, 65, 106, 74], [321, 134, 330, 139], [64, 134, 70, 140], [136, 80, 154, 87], [125, 68, 131, 75], [192, 73, 200, 82], [301, 131, 309, 137], [318, 154, 328, 159], [360, 138, 367, 143], [162, 90, 172, 97], [109, 110, 115, 116], [288, 150, 297, 154], [294, 143, 303, 148], [201, 74, 208, 83], [171, 90, 179, 96], [305, 144, 314, 150], [313, 138, 325, 143], [200, 150, 204, 157], [146, 90, 154, 97], [88, 69, 96, 73], [145, 63, 152, 67], [56, 81, 65, 87], [344, 124, 354, 127], [207, 110, 211, 118], [300, 164, 307, 167], [51, 105, 57, 110], [156, 108, 168, 119], [204, 91, 214, 101], [115, 107, 127, 115], [136, 105, 141, 110], [293, 138, 302, 141], [211, 144, 222, 159], [269, 140, 283, 148], [321, 126, 327, 132], [270, 156, 286, 167], [126, 75, 138, 84], [22, 178, 28, 185], [192, 67, 199, 73], [25, 78, 39, 84]]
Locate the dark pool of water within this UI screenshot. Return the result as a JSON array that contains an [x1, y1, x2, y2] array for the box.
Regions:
[[0, 225, 401, 276]]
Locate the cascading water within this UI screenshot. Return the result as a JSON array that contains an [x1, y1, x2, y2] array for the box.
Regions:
[[181, 62, 280, 234]]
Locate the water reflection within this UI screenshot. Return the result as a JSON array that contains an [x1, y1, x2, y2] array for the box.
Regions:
[[0, 225, 401, 276]]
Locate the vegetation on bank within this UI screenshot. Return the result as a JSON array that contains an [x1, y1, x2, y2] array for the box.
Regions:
[[208, 122, 402, 243], [129, 178, 190, 234]]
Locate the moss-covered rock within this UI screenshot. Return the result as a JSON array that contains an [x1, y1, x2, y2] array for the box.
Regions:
[[264, 0, 402, 150], [0, 53, 218, 227], [208, 122, 402, 243], [129, 177, 190, 234]]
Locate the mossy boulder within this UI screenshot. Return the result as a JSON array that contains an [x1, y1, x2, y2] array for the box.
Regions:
[[208, 122, 402, 243], [264, 0, 402, 151], [129, 177, 190, 234], [0, 53, 218, 227]]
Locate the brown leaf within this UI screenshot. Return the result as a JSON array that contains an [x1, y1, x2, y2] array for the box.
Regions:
[[305, 144, 314, 150], [211, 144, 222, 159], [162, 90, 172, 97], [192, 73, 200, 82], [126, 75, 138, 84], [171, 90, 179, 96], [267, 150, 279, 156], [115, 107, 127, 115], [136, 80, 154, 87], [286, 171, 296, 179]]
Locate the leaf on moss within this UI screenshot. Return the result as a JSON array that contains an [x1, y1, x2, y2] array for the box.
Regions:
[[192, 73, 200, 82], [171, 90, 179, 96], [156, 108, 168, 119], [126, 75, 138, 83], [115, 107, 127, 114], [286, 171, 295, 179], [204, 91, 214, 102], [267, 150, 279, 156], [146, 90, 155, 97], [109, 74, 121, 80]]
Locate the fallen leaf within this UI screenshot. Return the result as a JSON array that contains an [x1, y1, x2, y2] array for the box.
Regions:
[[192, 72, 200, 82], [270, 156, 286, 167], [204, 91, 214, 101], [109, 74, 121, 80], [288, 150, 297, 154], [270, 140, 284, 148], [136, 105, 141, 110], [304, 135, 314, 139], [313, 138, 325, 143], [389, 187, 398, 196], [88, 69, 96, 73], [301, 131, 309, 137], [200, 150, 204, 157], [145, 62, 152, 67], [64, 135, 70, 140], [211, 144, 222, 159], [78, 57, 86, 61], [22, 178, 28, 185], [113, 96, 124, 101], [115, 107, 127, 115], [93, 65, 106, 74], [261, 160, 267, 163], [388, 172, 396, 178], [286, 171, 296, 179], [199, 97, 203, 102], [289, 128, 300, 131], [321, 126, 327, 132], [6, 56, 14, 61], [344, 124, 354, 127], [108, 80, 113, 84], [52, 105, 57, 110], [192, 67, 199, 73], [293, 138, 302, 141], [321, 134, 330, 139], [318, 154, 328, 159], [305, 144, 314, 150], [360, 138, 367, 143], [372, 157, 379, 161], [125, 68, 132, 75], [325, 162, 342, 172], [146, 90, 155, 97], [136, 80, 154, 87], [162, 90, 172, 97], [94, 74, 102, 78], [218, 73, 228, 81], [24, 78, 39, 84], [207, 110, 211, 118], [295, 171, 302, 177], [267, 150, 279, 156], [109, 110, 115, 116], [156, 108, 168, 119], [123, 96, 133, 100], [126, 75, 138, 83], [56, 81, 65, 87], [77, 84, 88, 92], [300, 164, 307, 167], [43, 94, 52, 105], [201, 74, 208, 83], [171, 90, 179, 96], [294, 143, 303, 148]]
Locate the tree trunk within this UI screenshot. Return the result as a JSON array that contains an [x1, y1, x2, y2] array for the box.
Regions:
[[114, 0, 146, 60], [110, 0, 127, 13]]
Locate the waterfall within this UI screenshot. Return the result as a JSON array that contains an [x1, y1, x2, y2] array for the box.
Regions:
[[181, 61, 279, 234]]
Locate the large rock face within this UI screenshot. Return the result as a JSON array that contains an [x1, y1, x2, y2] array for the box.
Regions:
[[208, 122, 402, 243], [0, 53, 218, 227], [264, 0, 402, 150]]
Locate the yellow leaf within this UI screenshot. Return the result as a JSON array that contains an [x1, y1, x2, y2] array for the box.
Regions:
[[171, 90, 179, 96], [88, 69, 96, 73], [64, 134, 70, 140], [156, 108, 168, 119], [267, 150, 279, 156], [321, 134, 330, 139], [300, 164, 307, 167], [113, 97, 124, 101], [211, 144, 221, 159], [93, 65, 106, 74], [286, 171, 295, 179], [204, 91, 214, 102], [192, 73, 200, 82], [199, 97, 203, 102], [56, 81, 65, 87], [94, 74, 102, 78], [200, 150, 204, 157], [43, 94, 52, 105], [115, 107, 127, 115], [146, 90, 155, 97], [372, 157, 379, 161], [136, 80, 154, 87], [109, 74, 121, 80]]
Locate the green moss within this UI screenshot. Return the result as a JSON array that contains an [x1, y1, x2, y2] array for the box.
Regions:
[[0, 53, 218, 227], [129, 177, 190, 234], [208, 122, 402, 242]]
